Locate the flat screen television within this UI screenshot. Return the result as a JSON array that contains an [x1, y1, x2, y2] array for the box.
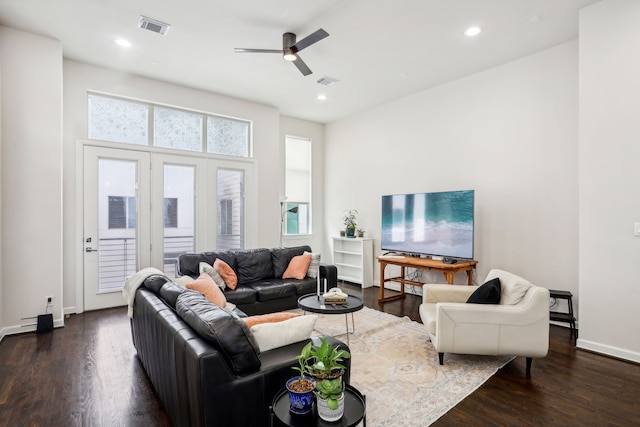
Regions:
[[381, 190, 474, 259]]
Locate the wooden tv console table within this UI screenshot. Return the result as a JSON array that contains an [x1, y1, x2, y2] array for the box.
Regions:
[[377, 256, 478, 303]]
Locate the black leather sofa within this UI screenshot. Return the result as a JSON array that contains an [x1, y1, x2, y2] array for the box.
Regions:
[[176, 245, 337, 315], [131, 276, 350, 427]]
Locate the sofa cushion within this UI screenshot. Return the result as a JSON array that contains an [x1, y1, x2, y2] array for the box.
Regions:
[[248, 280, 297, 302], [250, 315, 318, 352], [291, 277, 319, 296], [177, 251, 237, 278], [235, 248, 274, 284], [271, 246, 311, 278], [466, 277, 501, 304], [159, 281, 188, 309], [187, 272, 227, 307], [176, 291, 261, 374], [485, 269, 532, 305], [214, 259, 238, 290], [282, 254, 312, 279], [420, 303, 437, 336], [224, 286, 258, 305], [177, 252, 216, 278], [143, 274, 171, 293]]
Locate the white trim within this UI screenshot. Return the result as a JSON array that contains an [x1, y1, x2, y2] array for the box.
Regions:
[[577, 338, 640, 364], [0, 319, 66, 339]]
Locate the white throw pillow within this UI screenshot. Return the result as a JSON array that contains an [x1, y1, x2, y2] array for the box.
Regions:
[[485, 269, 532, 305], [304, 251, 321, 278], [250, 315, 318, 352], [199, 262, 226, 290]]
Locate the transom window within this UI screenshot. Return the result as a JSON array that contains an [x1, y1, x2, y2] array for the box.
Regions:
[[88, 93, 251, 157]]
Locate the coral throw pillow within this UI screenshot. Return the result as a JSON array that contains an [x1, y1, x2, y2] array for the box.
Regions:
[[282, 254, 312, 280], [243, 312, 301, 328], [186, 272, 227, 307], [214, 259, 238, 290]]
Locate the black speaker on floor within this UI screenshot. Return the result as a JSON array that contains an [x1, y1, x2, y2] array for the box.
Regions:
[[36, 314, 53, 333]]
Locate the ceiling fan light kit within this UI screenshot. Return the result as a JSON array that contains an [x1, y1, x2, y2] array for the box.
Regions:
[[234, 28, 329, 76]]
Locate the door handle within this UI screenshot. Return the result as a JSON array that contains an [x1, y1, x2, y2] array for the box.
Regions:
[[85, 247, 98, 253]]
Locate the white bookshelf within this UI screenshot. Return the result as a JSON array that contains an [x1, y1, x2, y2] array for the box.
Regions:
[[332, 237, 374, 288]]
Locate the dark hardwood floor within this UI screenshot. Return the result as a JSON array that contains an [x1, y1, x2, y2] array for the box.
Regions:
[[1, 283, 639, 426]]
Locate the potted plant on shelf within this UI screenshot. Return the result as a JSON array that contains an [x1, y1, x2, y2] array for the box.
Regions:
[[286, 344, 316, 414], [314, 378, 346, 422], [343, 209, 358, 238]]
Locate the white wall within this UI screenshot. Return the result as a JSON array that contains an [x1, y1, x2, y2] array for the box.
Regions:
[[280, 115, 325, 255], [63, 60, 283, 313], [0, 26, 63, 335], [324, 42, 579, 309], [578, 0, 640, 362], [0, 28, 3, 337]]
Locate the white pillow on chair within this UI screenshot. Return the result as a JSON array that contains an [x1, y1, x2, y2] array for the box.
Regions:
[[485, 269, 532, 305]]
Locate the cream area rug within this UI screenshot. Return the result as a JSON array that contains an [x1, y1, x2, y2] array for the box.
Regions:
[[301, 306, 514, 427]]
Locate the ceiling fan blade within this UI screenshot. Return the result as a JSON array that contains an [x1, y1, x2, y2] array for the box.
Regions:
[[291, 28, 329, 53], [234, 48, 282, 54], [292, 55, 312, 76]]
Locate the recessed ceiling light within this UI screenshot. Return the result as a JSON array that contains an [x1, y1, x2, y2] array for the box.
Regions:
[[115, 38, 132, 48], [317, 94, 327, 101], [464, 26, 482, 37]]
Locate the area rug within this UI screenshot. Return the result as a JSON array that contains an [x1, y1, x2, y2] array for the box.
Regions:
[[301, 307, 514, 426]]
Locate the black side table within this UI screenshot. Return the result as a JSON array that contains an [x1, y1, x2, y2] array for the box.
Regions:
[[297, 293, 364, 346], [270, 384, 366, 427], [549, 289, 577, 344]]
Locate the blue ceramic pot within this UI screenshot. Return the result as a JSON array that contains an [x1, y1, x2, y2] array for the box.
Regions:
[[286, 377, 316, 415]]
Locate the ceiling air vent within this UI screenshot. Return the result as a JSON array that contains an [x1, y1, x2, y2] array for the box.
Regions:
[[137, 16, 171, 35], [317, 76, 339, 86]]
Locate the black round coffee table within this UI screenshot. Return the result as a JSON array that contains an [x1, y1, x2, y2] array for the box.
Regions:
[[297, 293, 364, 346], [270, 384, 366, 427]]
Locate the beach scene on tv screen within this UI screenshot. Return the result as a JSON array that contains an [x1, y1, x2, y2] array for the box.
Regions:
[[381, 190, 474, 259]]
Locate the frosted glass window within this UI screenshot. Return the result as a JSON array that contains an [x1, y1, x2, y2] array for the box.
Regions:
[[154, 107, 203, 152], [88, 94, 148, 145], [207, 116, 250, 157]]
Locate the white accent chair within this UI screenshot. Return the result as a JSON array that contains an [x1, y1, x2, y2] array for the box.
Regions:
[[419, 269, 550, 372]]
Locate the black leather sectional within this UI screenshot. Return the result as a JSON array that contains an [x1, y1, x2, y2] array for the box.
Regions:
[[130, 245, 347, 427], [176, 245, 337, 315], [131, 276, 350, 427]]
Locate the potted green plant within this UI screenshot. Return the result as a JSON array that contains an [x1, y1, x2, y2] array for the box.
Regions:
[[307, 337, 351, 381], [285, 344, 316, 414], [314, 378, 346, 422], [343, 209, 358, 238]]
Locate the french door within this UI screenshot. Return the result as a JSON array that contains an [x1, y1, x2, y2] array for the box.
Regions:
[[83, 146, 151, 311], [82, 145, 255, 311]]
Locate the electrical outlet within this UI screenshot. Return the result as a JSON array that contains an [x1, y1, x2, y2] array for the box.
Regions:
[[46, 296, 53, 305]]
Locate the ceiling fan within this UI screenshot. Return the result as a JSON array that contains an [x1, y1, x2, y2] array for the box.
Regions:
[[234, 29, 329, 76]]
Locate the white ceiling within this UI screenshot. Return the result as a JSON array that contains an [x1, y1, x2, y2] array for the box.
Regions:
[[0, 0, 598, 123]]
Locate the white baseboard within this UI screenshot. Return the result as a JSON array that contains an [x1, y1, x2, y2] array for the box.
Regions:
[[0, 318, 65, 341], [64, 306, 77, 315], [577, 338, 640, 364]]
